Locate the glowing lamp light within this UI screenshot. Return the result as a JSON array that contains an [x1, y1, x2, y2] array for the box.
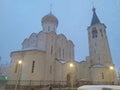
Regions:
[[4, 75, 8, 80], [109, 66, 114, 70], [18, 60, 22, 64], [69, 63, 74, 68]]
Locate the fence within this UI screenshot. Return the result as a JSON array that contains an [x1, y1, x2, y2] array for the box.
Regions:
[[0, 80, 117, 90]]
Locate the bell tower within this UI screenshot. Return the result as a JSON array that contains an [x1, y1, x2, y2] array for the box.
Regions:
[[87, 7, 117, 84], [88, 7, 113, 66]]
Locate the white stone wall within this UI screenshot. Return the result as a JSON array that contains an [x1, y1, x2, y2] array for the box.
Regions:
[[9, 50, 45, 82], [88, 23, 113, 65], [88, 23, 117, 84], [42, 23, 57, 33]]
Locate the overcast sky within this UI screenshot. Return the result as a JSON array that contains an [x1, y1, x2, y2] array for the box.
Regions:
[[0, 0, 120, 71]]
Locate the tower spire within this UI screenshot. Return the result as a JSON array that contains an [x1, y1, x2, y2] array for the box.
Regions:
[[50, 0, 53, 14], [50, 3, 53, 14], [91, 7, 100, 26]]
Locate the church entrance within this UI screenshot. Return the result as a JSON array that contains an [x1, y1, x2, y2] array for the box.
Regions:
[[31, 87, 35, 90], [66, 73, 71, 86]]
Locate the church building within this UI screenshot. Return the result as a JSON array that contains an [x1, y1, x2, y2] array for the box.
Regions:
[[8, 8, 117, 89]]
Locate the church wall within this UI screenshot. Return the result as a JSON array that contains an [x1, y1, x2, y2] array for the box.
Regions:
[[62, 61, 79, 85], [22, 50, 45, 81], [9, 52, 23, 81], [8, 9, 118, 87], [56, 34, 74, 62], [88, 24, 113, 65], [73, 61, 81, 82], [88, 23, 117, 83], [28, 33, 38, 48], [54, 61, 64, 82], [56, 34, 67, 61], [42, 23, 57, 33], [67, 41, 74, 61], [22, 33, 38, 49], [90, 66, 116, 84], [9, 50, 46, 83], [37, 31, 47, 51], [77, 56, 91, 82], [22, 38, 29, 49], [79, 61, 90, 82], [44, 32, 57, 81]]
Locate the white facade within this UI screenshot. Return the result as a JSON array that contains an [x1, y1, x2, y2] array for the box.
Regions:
[[9, 12, 75, 84], [87, 8, 117, 84], [8, 8, 117, 87]]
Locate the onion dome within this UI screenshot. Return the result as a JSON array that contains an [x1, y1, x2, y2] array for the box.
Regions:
[[41, 12, 58, 27]]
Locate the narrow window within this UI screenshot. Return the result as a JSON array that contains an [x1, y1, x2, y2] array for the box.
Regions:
[[63, 49, 64, 58], [89, 32, 91, 41], [59, 48, 61, 57], [104, 29, 106, 34], [94, 49, 96, 54], [100, 29, 103, 37], [90, 59, 93, 65], [102, 72, 104, 79], [48, 26, 50, 32], [32, 61, 35, 73], [92, 27, 97, 38], [51, 46, 53, 55], [95, 42, 96, 46], [98, 56, 100, 64], [15, 63, 18, 73], [50, 65, 52, 74]]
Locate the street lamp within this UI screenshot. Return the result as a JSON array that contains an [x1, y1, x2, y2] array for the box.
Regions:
[[18, 60, 22, 64], [109, 66, 114, 70], [70, 63, 74, 68], [109, 66, 114, 84], [15, 60, 22, 90], [69, 62, 74, 90]]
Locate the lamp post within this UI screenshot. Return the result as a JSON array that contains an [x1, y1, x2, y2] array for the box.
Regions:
[[15, 60, 22, 90], [69, 62, 74, 90], [109, 66, 114, 84]]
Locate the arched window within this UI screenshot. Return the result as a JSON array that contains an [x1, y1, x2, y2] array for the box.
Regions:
[[63, 49, 64, 58], [31, 87, 35, 90], [51, 45, 53, 55], [92, 27, 97, 38], [15, 63, 18, 73], [48, 26, 50, 32], [102, 72, 104, 79], [50, 65, 52, 74], [59, 48, 61, 57], [66, 73, 71, 85], [100, 29, 103, 37], [32, 61, 35, 73]]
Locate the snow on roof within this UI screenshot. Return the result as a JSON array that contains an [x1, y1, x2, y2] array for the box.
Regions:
[[21, 47, 45, 52], [11, 47, 45, 55], [92, 64, 105, 68]]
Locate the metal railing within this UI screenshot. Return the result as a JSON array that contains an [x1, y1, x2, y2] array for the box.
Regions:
[[0, 80, 117, 90]]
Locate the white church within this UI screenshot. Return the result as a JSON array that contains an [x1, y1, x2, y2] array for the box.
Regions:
[[8, 8, 117, 89]]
